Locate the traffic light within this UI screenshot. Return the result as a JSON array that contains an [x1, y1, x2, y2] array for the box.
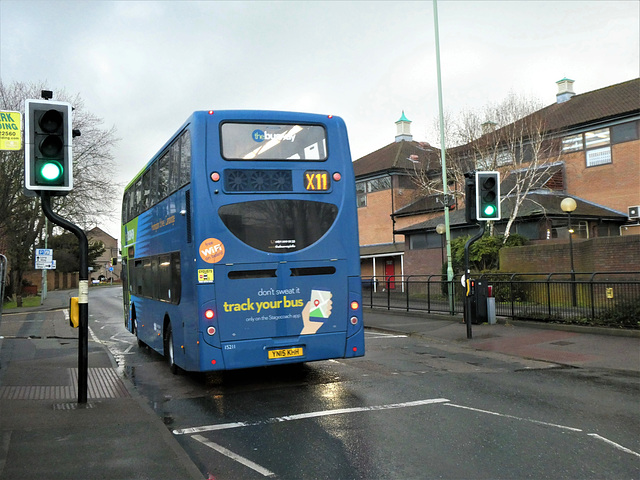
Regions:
[[25, 99, 73, 193], [464, 172, 477, 223], [475, 171, 500, 220]]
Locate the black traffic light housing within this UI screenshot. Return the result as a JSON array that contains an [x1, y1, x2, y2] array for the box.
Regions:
[[464, 172, 477, 223], [25, 99, 73, 194], [475, 171, 501, 221]]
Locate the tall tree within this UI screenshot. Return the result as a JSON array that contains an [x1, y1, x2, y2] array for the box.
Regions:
[[412, 93, 562, 241], [48, 232, 106, 274], [0, 80, 120, 303]]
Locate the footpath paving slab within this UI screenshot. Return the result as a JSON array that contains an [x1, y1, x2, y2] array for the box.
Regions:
[[0, 301, 204, 480], [363, 308, 640, 374]]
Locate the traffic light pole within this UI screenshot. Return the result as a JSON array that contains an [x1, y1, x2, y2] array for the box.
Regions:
[[464, 222, 485, 339], [40, 192, 89, 404]]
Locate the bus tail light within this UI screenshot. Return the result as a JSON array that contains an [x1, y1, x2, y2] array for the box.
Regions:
[[207, 326, 216, 336], [333, 172, 342, 182], [210, 172, 220, 182], [350, 300, 359, 311], [205, 309, 215, 320], [350, 316, 358, 325]]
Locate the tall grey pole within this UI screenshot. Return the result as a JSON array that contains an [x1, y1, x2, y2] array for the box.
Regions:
[[433, 0, 455, 314]]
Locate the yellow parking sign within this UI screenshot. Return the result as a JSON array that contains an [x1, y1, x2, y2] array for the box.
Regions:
[[0, 110, 22, 151]]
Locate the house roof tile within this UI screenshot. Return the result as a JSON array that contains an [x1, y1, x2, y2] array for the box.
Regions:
[[353, 140, 440, 178], [540, 78, 640, 132]]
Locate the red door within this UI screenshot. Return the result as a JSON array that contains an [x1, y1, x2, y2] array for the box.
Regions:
[[385, 260, 395, 290]]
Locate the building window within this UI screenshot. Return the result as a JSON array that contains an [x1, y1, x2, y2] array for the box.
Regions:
[[584, 128, 610, 149], [562, 128, 615, 167], [367, 176, 391, 193], [611, 120, 639, 144], [356, 181, 367, 208], [586, 147, 612, 167], [356, 176, 391, 208], [585, 128, 611, 167], [562, 134, 583, 152]]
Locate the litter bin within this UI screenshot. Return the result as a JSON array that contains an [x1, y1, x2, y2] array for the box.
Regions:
[[473, 279, 488, 324], [487, 284, 496, 324]]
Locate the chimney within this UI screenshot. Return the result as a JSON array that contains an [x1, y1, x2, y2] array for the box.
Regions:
[[556, 78, 576, 104], [481, 120, 497, 134], [395, 111, 413, 142]]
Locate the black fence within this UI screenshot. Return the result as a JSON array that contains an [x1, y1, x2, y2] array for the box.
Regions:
[[361, 272, 640, 328]]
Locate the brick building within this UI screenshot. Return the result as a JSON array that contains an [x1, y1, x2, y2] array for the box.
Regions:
[[87, 227, 121, 282], [354, 78, 640, 278], [353, 112, 444, 281]]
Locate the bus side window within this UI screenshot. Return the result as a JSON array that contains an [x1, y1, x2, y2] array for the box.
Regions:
[[169, 142, 180, 194], [171, 252, 181, 304], [149, 161, 158, 207], [180, 131, 191, 187], [122, 190, 130, 224], [158, 254, 171, 302], [158, 153, 169, 200], [142, 170, 151, 211], [134, 178, 143, 218]]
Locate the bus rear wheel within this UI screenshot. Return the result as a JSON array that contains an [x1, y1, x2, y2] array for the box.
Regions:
[[165, 323, 179, 375]]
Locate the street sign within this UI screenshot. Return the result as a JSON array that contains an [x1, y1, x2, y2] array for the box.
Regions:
[[0, 110, 22, 151], [35, 248, 56, 269]]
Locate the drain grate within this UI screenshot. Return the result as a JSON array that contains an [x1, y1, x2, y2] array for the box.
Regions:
[[0, 368, 129, 400]]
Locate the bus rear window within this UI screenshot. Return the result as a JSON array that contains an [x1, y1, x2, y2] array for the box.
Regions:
[[219, 200, 338, 252], [221, 123, 327, 161]]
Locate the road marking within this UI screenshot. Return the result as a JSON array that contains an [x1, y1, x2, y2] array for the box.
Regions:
[[173, 398, 450, 435], [366, 332, 408, 339], [444, 403, 583, 432], [88, 327, 100, 343], [588, 433, 640, 458], [192, 434, 275, 477]]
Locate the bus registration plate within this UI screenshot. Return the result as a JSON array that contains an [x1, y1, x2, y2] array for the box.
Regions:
[[268, 347, 304, 359]]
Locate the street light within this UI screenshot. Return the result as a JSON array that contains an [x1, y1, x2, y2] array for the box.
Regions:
[[436, 223, 446, 268], [561, 197, 577, 306]]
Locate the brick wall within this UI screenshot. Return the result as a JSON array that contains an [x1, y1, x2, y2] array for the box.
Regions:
[[499, 234, 640, 273], [22, 270, 79, 291], [357, 189, 394, 245], [403, 245, 445, 277]]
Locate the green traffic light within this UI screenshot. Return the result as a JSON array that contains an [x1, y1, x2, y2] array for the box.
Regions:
[[37, 160, 64, 184], [41, 162, 62, 181], [483, 204, 496, 216]]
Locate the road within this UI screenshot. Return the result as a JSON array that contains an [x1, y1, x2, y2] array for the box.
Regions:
[[88, 286, 640, 479]]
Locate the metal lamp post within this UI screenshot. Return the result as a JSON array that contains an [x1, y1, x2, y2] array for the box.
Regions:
[[561, 197, 577, 306]]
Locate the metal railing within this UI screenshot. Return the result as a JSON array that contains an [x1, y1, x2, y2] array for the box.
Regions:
[[361, 275, 464, 315], [361, 272, 640, 328]]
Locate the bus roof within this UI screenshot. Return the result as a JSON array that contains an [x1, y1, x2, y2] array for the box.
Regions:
[[124, 110, 341, 192]]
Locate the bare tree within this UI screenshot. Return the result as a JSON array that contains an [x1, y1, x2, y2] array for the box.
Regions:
[[0, 80, 120, 303], [412, 92, 562, 241]]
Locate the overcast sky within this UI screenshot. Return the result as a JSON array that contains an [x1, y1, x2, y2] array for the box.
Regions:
[[1, 0, 638, 238]]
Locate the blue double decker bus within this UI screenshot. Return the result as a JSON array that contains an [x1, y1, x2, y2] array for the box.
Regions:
[[121, 110, 364, 372]]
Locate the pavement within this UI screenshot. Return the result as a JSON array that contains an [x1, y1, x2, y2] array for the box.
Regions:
[[0, 289, 638, 479], [364, 308, 640, 374], [0, 289, 204, 480]]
